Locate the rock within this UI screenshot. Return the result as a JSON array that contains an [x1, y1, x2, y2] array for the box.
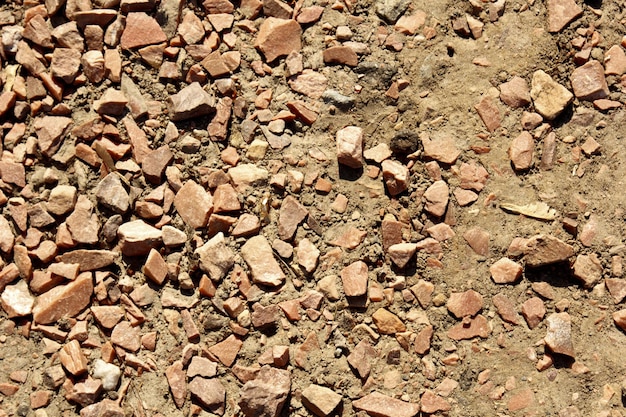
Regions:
[[605, 278, 626, 304], [570, 60, 609, 101], [604, 45, 626, 75], [188, 357, 218, 378], [174, 180, 213, 229], [297, 238, 319, 273], [288, 70, 328, 99], [57, 250, 119, 271], [493, 293, 521, 325], [143, 145, 174, 184], [162, 226, 187, 247], [59, 340, 88, 376], [347, 339, 377, 379], [111, 321, 141, 352], [34, 116, 72, 157], [547, 0, 582, 32], [421, 134, 460, 164], [120, 12, 167, 49], [209, 334, 243, 366], [0, 280, 34, 318], [499, 76, 531, 108], [188, 377, 225, 414], [376, 0, 410, 23], [381, 160, 409, 196], [117, 220, 162, 256], [294, 331, 320, 369], [329, 227, 367, 249], [96, 173, 129, 214], [239, 366, 291, 417], [545, 312, 574, 357], [66, 195, 100, 245], [195, 233, 235, 282], [521, 297, 546, 329], [508, 388, 535, 412], [323, 46, 358, 66], [410, 280, 434, 308], [228, 164, 269, 189], [91, 305, 124, 329], [395, 10, 427, 34], [426, 223, 455, 242], [388, 243, 417, 268], [459, 161, 489, 191], [296, 6, 323, 23], [278, 196, 308, 241], [93, 88, 127, 115], [51, 48, 82, 84], [424, 180, 449, 217], [613, 309, 626, 331], [46, 185, 77, 216], [463, 227, 490, 256], [420, 390, 451, 414], [92, 359, 121, 391], [372, 308, 406, 334], [364, 143, 392, 163], [523, 234, 574, 267], [178, 11, 205, 45], [530, 70, 573, 120], [143, 249, 168, 285], [475, 97, 501, 132], [302, 384, 342, 417], [447, 315, 491, 340], [0, 216, 14, 253], [241, 235, 286, 286], [340, 261, 368, 297], [447, 290, 483, 318], [353, 391, 420, 417], [68, 377, 101, 406], [165, 361, 186, 408], [167, 82, 215, 121], [33, 272, 93, 324], [572, 253, 603, 288], [336, 126, 364, 169], [80, 399, 124, 417], [255, 17, 302, 62], [322, 89, 355, 110], [509, 131, 534, 170], [490, 257, 523, 284]]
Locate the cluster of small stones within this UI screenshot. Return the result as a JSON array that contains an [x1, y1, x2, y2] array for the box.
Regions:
[[0, 0, 624, 415]]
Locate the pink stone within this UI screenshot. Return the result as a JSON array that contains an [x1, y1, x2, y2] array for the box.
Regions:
[[423, 180, 449, 217], [499, 76, 531, 108], [570, 60, 609, 101], [463, 227, 490, 256], [521, 297, 546, 329], [336, 126, 364, 169], [381, 160, 409, 196], [547, 0, 582, 32], [475, 97, 501, 132], [447, 290, 483, 318], [490, 257, 523, 284], [545, 312, 574, 357], [255, 17, 302, 62], [120, 12, 167, 49], [340, 261, 368, 297], [174, 180, 213, 229], [509, 131, 534, 170], [352, 391, 420, 417]]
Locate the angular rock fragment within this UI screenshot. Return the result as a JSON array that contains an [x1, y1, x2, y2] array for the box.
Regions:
[[340, 261, 368, 297], [59, 340, 88, 376], [447, 315, 491, 340], [174, 180, 213, 229], [523, 234, 574, 267], [117, 220, 162, 256], [530, 70, 573, 120], [376, 0, 411, 23], [605, 278, 626, 304], [120, 12, 167, 49], [239, 366, 291, 417], [499, 76, 531, 108], [195, 233, 235, 282], [34, 116, 72, 157], [33, 272, 93, 324], [143, 249, 168, 285], [255, 18, 302, 62], [547, 0, 582, 33], [388, 243, 417, 268], [463, 227, 490, 256], [424, 180, 449, 217], [166, 361, 186, 409], [347, 339, 377, 379], [544, 312, 574, 357], [353, 391, 420, 417], [447, 290, 483, 318], [241, 235, 286, 286], [381, 160, 409, 196], [570, 60, 609, 101], [0, 280, 34, 318], [490, 257, 523, 284], [189, 377, 225, 414], [475, 97, 501, 132], [372, 308, 406, 334], [96, 173, 129, 214], [509, 131, 534, 170], [336, 126, 364, 169], [421, 390, 451, 414], [167, 82, 215, 121], [278, 196, 308, 241], [111, 321, 141, 352], [493, 293, 521, 325], [521, 297, 546, 329], [323, 46, 358, 66], [57, 250, 118, 271], [572, 253, 603, 288], [297, 238, 319, 273], [302, 384, 342, 417]]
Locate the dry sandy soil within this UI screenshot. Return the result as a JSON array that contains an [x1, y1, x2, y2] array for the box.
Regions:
[[1, 0, 626, 416]]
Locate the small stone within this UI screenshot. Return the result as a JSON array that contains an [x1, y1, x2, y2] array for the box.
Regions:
[[463, 227, 490, 256], [111, 321, 141, 352], [395, 10, 427, 34], [188, 357, 218, 378], [82, 50, 106, 84], [424, 180, 449, 217], [547, 0, 582, 32], [143, 249, 168, 285], [381, 160, 409, 196], [364, 143, 392, 163], [490, 258, 523, 284], [278, 196, 308, 241], [228, 164, 269, 189], [421, 134, 460, 164], [91, 305, 124, 329], [195, 233, 235, 282], [604, 45, 626, 75], [57, 250, 118, 271], [570, 60, 609, 101], [302, 385, 342, 417], [475, 97, 501, 132], [239, 366, 291, 417], [34, 116, 72, 157], [166, 361, 186, 409], [426, 223, 455, 242], [189, 377, 226, 414], [142, 145, 173, 184], [521, 297, 546, 329], [613, 309, 626, 331], [500, 76, 531, 108], [117, 220, 162, 256], [454, 188, 478, 206], [493, 293, 521, 325], [387, 243, 417, 268], [376, 0, 410, 23], [255, 17, 302, 62], [33, 272, 93, 324], [297, 238, 319, 274], [447, 290, 483, 318], [521, 111, 544, 130], [353, 391, 420, 417], [296, 6, 323, 23], [167, 82, 215, 121], [605, 278, 626, 304], [1, 280, 34, 318], [120, 12, 167, 49], [323, 46, 358, 67], [92, 359, 121, 391], [93, 88, 127, 115], [96, 173, 130, 214], [341, 261, 368, 297], [544, 312, 574, 357], [213, 184, 241, 213], [530, 70, 573, 120], [447, 315, 491, 340], [51, 48, 82, 84], [372, 308, 406, 334], [80, 399, 124, 417], [232, 214, 261, 238], [174, 180, 213, 229], [241, 235, 286, 286], [59, 340, 88, 376], [420, 390, 451, 414], [179, 11, 205, 45], [336, 126, 364, 169], [508, 388, 535, 412], [347, 339, 377, 379], [329, 227, 367, 249], [509, 131, 534, 170], [572, 253, 603, 288], [523, 234, 574, 267]]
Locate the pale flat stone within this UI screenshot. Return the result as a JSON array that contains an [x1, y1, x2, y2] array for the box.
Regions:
[[353, 391, 420, 417], [530, 70, 573, 120], [195, 232, 235, 282], [33, 272, 93, 324], [302, 384, 342, 417], [117, 220, 162, 256], [241, 235, 286, 286]]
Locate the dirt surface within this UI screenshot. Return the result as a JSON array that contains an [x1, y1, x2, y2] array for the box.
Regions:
[[1, 0, 626, 416]]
